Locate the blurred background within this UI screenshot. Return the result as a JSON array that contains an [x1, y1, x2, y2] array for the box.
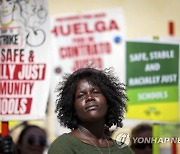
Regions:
[[0, 0, 180, 154], [48, 0, 180, 38]]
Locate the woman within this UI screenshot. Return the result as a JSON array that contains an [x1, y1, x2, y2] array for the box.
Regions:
[[48, 67, 133, 154], [130, 123, 152, 154], [16, 125, 47, 154]]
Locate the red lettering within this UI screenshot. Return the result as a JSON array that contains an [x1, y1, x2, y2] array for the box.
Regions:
[[94, 13, 106, 18], [84, 23, 93, 33], [95, 21, 106, 32], [109, 20, 119, 31], [59, 42, 111, 59], [72, 57, 103, 71], [51, 20, 120, 36], [74, 23, 82, 34], [51, 26, 58, 37], [0, 48, 24, 62], [60, 25, 70, 36]]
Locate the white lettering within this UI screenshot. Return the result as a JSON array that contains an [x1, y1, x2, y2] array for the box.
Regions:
[[144, 63, 160, 72], [138, 91, 168, 101], [129, 52, 149, 62]]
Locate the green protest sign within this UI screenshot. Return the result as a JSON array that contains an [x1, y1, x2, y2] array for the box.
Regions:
[[126, 41, 179, 122]]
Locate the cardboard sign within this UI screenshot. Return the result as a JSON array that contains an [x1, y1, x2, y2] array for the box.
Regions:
[[0, 0, 52, 121], [126, 41, 179, 122], [50, 8, 126, 135]]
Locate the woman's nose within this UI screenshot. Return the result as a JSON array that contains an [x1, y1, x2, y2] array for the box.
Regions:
[[86, 92, 95, 102]]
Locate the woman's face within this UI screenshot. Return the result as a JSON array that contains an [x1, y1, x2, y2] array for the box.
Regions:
[[0, 0, 14, 17], [19, 127, 46, 154], [74, 79, 108, 123]]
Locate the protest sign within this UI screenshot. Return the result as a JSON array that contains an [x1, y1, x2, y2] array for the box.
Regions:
[[50, 8, 126, 135], [0, 0, 52, 121], [126, 41, 179, 122]]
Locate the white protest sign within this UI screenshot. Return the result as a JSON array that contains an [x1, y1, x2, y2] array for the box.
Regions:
[[50, 8, 126, 135], [0, 0, 52, 121]]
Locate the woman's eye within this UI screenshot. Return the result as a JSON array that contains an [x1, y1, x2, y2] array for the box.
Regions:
[[77, 93, 84, 98], [93, 89, 99, 94]]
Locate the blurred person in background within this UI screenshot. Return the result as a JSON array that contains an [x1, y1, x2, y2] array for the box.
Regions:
[[48, 67, 133, 154], [0, 134, 16, 154], [130, 123, 152, 154], [16, 124, 47, 154]]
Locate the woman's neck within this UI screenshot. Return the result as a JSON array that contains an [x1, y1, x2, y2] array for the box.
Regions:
[[78, 122, 106, 139]]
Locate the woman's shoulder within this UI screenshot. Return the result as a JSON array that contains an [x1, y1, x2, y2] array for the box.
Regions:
[[48, 133, 73, 154], [50, 133, 72, 145]]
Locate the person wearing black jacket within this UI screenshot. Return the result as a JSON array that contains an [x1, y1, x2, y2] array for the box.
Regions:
[[0, 135, 16, 154]]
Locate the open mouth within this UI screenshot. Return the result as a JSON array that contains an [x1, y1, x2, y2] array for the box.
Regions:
[[85, 105, 99, 111]]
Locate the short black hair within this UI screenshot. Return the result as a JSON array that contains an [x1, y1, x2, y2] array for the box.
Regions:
[[55, 67, 128, 130]]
